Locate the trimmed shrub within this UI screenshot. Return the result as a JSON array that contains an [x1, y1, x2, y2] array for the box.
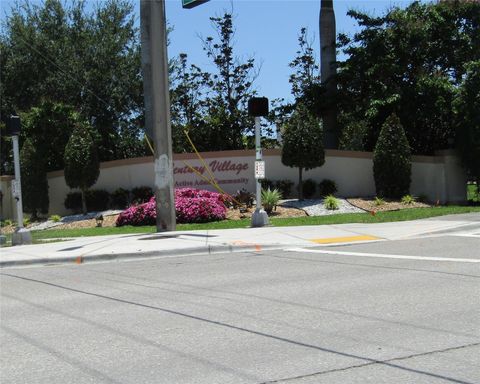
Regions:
[[131, 186, 153, 203], [260, 179, 275, 191], [64, 123, 99, 214], [64, 192, 82, 213], [86, 190, 110, 211], [64, 190, 110, 212], [116, 188, 229, 226], [111, 188, 130, 209], [373, 114, 412, 198], [20, 138, 49, 219], [275, 179, 294, 198], [318, 179, 337, 197], [281, 103, 325, 200], [302, 179, 316, 199]]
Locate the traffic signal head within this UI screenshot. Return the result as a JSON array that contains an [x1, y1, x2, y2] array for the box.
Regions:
[[248, 97, 269, 117], [6, 115, 21, 136]]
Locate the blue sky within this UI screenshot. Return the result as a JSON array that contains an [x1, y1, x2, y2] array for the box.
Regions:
[[1, 0, 424, 103], [165, 0, 421, 103]]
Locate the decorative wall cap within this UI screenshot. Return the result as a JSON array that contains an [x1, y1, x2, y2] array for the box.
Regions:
[[46, 149, 449, 178]]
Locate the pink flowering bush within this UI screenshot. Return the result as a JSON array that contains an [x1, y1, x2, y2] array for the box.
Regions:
[[116, 188, 229, 226], [115, 197, 157, 226]]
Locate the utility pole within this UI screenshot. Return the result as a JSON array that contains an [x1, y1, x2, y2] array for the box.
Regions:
[[320, 0, 338, 149], [140, 0, 176, 231], [6, 115, 32, 245]]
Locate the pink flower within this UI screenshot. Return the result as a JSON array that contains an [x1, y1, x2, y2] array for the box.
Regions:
[[116, 188, 228, 226]]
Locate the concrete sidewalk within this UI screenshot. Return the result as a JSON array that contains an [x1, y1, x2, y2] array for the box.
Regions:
[[1, 214, 479, 268]]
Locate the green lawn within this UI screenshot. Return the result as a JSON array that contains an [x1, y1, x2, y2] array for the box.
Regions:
[[2, 205, 476, 244]]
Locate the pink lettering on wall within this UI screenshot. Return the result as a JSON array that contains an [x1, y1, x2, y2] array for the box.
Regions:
[[208, 160, 249, 175], [173, 161, 249, 176], [172, 159, 251, 193]]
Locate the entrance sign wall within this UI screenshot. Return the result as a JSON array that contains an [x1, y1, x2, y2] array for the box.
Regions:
[[1, 149, 466, 218]]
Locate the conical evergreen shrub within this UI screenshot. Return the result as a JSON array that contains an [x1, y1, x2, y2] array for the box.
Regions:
[[64, 123, 99, 214], [20, 138, 49, 219], [373, 114, 411, 198]]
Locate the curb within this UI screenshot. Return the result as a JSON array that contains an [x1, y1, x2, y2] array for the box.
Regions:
[[0, 243, 286, 269]]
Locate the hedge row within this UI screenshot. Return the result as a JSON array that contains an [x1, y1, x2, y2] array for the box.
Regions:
[[64, 186, 154, 213]]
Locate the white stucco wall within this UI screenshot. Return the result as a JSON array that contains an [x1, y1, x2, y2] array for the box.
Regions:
[[0, 149, 468, 218], [41, 149, 466, 216]]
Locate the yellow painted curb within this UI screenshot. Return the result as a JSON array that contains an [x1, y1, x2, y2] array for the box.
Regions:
[[310, 235, 381, 244]]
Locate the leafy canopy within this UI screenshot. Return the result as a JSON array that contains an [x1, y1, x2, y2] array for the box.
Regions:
[[455, 60, 480, 183], [281, 103, 324, 171], [1, 0, 145, 166], [335, 0, 480, 155]]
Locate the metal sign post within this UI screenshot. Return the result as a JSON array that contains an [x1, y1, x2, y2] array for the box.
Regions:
[[140, 0, 176, 231], [248, 98, 269, 227]]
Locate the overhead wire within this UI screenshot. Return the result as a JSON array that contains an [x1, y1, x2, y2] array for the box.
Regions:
[[11, 20, 243, 207]]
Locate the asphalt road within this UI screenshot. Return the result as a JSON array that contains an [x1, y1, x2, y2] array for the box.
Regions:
[[1, 231, 479, 384]]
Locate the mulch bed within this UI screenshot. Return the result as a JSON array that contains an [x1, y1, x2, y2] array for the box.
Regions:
[[0, 197, 432, 234], [347, 198, 431, 212]]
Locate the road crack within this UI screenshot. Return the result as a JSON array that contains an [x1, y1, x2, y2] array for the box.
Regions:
[[262, 341, 480, 383]]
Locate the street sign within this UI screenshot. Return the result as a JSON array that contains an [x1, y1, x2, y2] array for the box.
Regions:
[[255, 160, 265, 180], [182, 0, 209, 9]]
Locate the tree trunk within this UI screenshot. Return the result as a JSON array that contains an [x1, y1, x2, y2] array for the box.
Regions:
[[81, 189, 87, 215], [320, 0, 338, 149], [298, 167, 304, 200]]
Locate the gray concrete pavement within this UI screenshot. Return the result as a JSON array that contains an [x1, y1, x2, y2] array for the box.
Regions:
[[1, 213, 479, 268], [1, 231, 479, 383]]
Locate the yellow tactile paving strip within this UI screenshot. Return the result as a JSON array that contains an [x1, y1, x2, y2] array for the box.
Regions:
[[310, 235, 381, 244]]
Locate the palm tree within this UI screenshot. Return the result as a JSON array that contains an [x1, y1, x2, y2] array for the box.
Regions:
[[320, 0, 338, 149]]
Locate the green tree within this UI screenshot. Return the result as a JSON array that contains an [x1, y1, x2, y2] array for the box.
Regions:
[[335, 0, 479, 155], [281, 104, 324, 200], [289, 28, 320, 103], [199, 12, 258, 150], [274, 28, 322, 146], [169, 53, 210, 152], [455, 61, 480, 190], [1, 0, 144, 165], [64, 123, 100, 214], [373, 114, 411, 198], [20, 138, 49, 219], [21, 101, 79, 172]]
